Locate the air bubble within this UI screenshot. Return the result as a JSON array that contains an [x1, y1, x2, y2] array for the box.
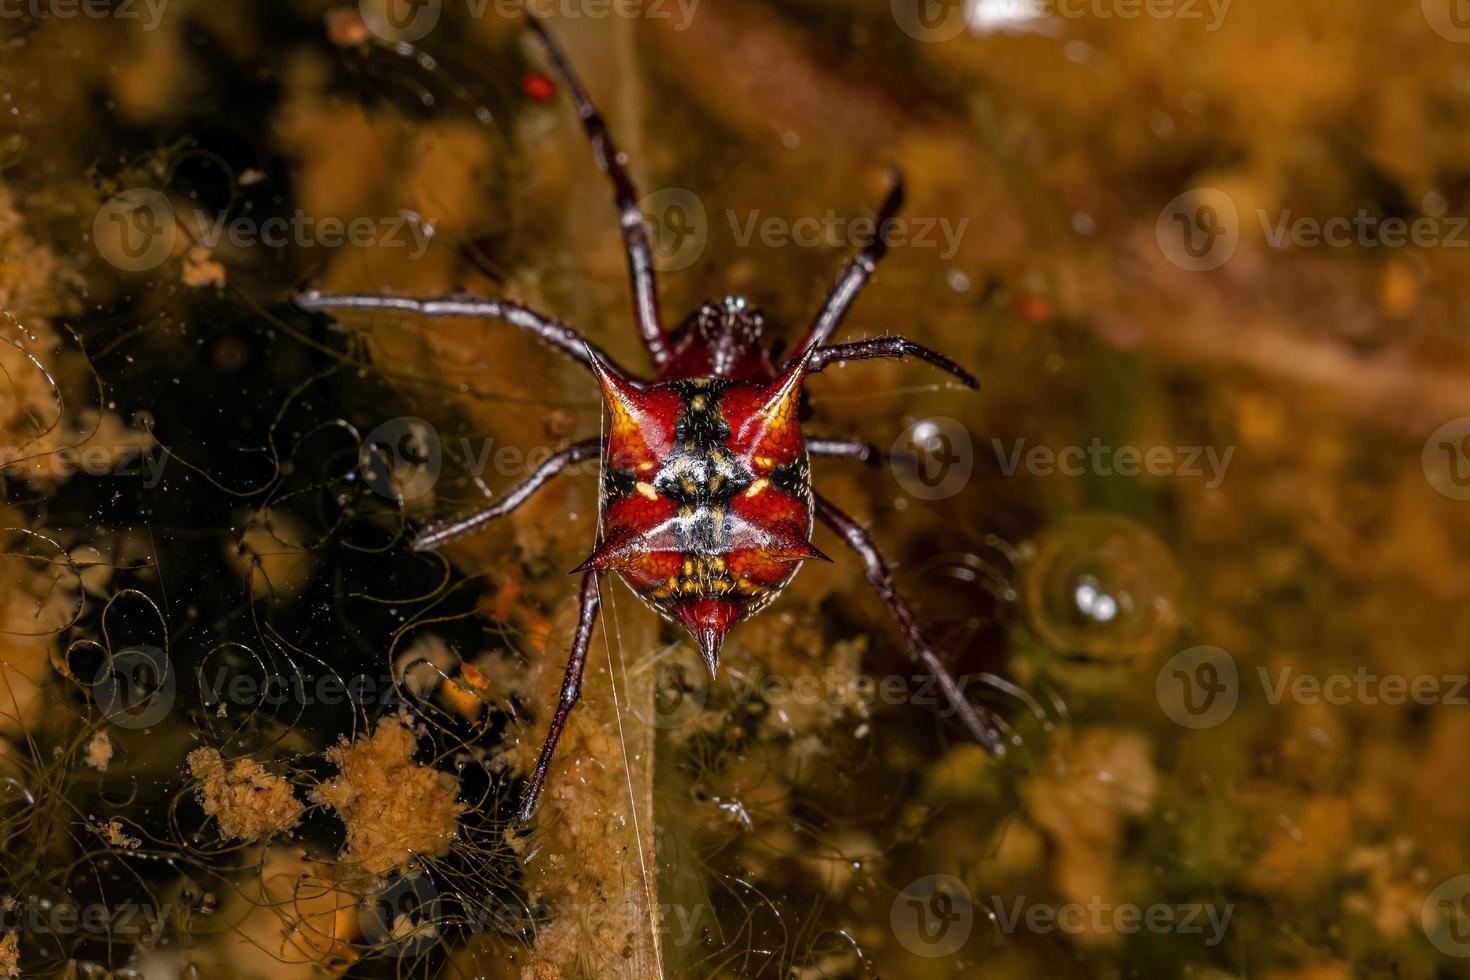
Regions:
[[1024, 513, 1180, 665]]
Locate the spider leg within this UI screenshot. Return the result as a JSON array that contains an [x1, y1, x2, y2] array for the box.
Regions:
[[519, 569, 602, 822], [413, 438, 602, 552], [809, 337, 979, 389], [527, 20, 671, 371], [807, 438, 881, 466], [295, 292, 636, 381], [814, 492, 1005, 754], [787, 173, 906, 365]]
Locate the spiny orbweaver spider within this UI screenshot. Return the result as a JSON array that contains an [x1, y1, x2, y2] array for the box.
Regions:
[[299, 21, 1014, 821]]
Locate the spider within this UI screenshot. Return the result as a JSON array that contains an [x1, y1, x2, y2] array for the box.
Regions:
[[298, 21, 1013, 822]]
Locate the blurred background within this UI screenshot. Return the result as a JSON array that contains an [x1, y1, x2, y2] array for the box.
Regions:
[[1, 0, 1469, 977]]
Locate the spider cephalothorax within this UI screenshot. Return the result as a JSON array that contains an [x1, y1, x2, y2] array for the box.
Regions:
[[297, 20, 1012, 822], [579, 346, 821, 675], [662, 296, 776, 381]]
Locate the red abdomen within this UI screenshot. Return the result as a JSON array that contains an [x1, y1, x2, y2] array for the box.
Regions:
[[580, 356, 821, 672]]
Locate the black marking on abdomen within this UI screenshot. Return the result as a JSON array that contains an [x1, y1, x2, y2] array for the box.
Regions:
[[602, 466, 637, 503], [655, 379, 754, 511]]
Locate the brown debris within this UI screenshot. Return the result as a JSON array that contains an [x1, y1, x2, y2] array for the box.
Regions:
[[181, 243, 227, 288], [187, 747, 305, 844], [1020, 728, 1159, 947], [310, 717, 465, 879], [84, 730, 114, 772], [90, 817, 141, 850]]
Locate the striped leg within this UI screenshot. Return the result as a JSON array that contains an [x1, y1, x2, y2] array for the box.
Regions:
[[809, 337, 978, 389], [807, 438, 881, 465], [413, 438, 601, 552], [787, 174, 905, 364], [815, 492, 1004, 753], [518, 569, 602, 821], [294, 293, 635, 381], [527, 20, 671, 371]]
